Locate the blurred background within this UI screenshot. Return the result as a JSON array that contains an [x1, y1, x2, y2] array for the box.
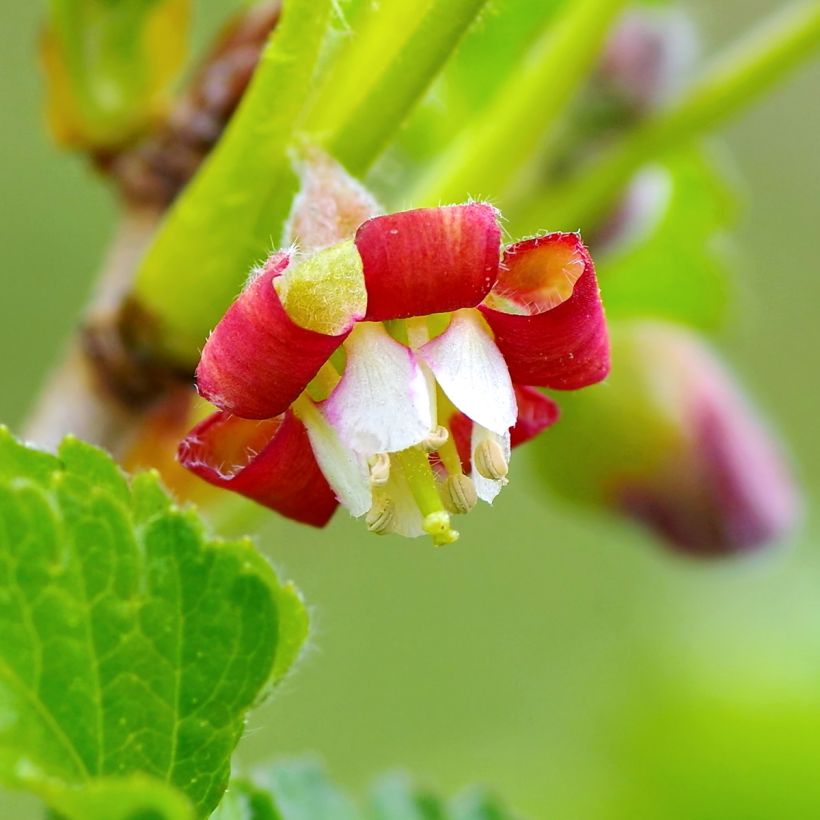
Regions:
[[2, 0, 819, 817]]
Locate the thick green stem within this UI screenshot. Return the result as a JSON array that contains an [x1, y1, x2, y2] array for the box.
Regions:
[[132, 0, 334, 363], [516, 1, 820, 235], [131, 0, 488, 363], [307, 0, 491, 176], [410, 0, 629, 206]]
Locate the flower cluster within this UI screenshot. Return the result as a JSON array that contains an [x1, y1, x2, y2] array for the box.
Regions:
[[179, 194, 609, 544]]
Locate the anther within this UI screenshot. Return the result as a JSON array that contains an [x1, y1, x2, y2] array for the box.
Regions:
[[368, 452, 391, 486], [422, 425, 450, 453], [366, 496, 395, 534], [473, 439, 509, 481], [442, 474, 478, 514]]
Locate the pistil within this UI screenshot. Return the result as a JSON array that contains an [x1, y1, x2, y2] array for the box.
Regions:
[[392, 445, 459, 546]]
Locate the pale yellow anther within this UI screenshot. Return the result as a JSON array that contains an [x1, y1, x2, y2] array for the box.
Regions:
[[366, 496, 395, 534], [423, 511, 460, 547], [422, 425, 450, 453], [473, 438, 509, 481], [441, 473, 478, 515], [368, 452, 391, 486]]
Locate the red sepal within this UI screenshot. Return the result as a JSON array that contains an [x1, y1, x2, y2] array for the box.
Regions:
[[480, 234, 610, 389], [178, 409, 338, 527], [197, 252, 348, 419], [510, 385, 560, 447], [356, 204, 501, 321]]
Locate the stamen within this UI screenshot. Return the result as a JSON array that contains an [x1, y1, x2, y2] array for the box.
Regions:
[[422, 425, 450, 453], [442, 474, 478, 515], [474, 438, 509, 482], [368, 452, 391, 486], [366, 495, 395, 534]]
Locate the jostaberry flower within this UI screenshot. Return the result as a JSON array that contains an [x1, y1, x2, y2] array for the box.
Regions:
[[178, 161, 609, 545]]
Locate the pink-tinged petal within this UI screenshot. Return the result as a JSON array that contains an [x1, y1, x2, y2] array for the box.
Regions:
[[196, 252, 348, 419], [324, 323, 434, 455], [355, 203, 502, 321], [178, 409, 338, 527], [510, 385, 560, 448], [418, 310, 517, 436], [447, 385, 558, 471], [480, 233, 610, 389], [294, 396, 373, 517]]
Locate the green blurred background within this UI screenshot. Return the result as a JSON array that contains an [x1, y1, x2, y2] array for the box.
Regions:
[[2, 1, 820, 817]]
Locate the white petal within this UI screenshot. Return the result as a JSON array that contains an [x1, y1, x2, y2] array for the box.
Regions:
[[418, 310, 517, 436], [297, 398, 372, 517], [471, 425, 511, 504], [324, 323, 434, 455]]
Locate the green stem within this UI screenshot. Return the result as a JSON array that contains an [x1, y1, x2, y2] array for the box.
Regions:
[[307, 0, 491, 176], [132, 0, 334, 363], [515, 0, 820, 235], [410, 0, 629, 207]]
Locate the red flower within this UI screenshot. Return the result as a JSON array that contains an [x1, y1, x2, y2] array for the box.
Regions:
[[178, 161, 609, 544]]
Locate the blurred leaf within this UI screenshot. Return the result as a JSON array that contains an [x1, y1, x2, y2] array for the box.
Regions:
[[368, 772, 446, 820], [0, 429, 308, 818], [42, 0, 190, 149], [597, 146, 736, 329], [213, 761, 520, 820], [253, 760, 360, 820]]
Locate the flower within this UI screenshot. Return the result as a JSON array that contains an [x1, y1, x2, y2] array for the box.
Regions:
[[533, 321, 800, 556], [178, 161, 609, 545]]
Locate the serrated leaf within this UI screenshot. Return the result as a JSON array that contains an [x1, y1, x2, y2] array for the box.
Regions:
[[595, 146, 736, 329], [0, 428, 308, 818]]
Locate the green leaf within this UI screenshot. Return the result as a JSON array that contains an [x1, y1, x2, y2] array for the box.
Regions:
[[597, 146, 735, 329], [211, 761, 520, 820], [0, 429, 308, 818]]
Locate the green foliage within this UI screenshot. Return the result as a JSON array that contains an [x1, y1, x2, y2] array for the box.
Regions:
[[0, 429, 308, 818], [598, 147, 735, 329], [211, 761, 519, 820]]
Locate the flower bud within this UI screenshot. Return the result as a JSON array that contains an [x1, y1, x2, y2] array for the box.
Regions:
[[97, 1, 281, 205], [534, 321, 800, 556], [41, 0, 191, 151], [597, 8, 699, 118]]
